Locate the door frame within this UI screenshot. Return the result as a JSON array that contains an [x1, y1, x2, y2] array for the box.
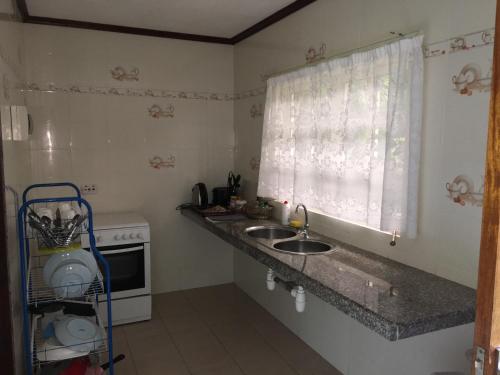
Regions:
[[472, 0, 500, 373], [0, 137, 15, 373]]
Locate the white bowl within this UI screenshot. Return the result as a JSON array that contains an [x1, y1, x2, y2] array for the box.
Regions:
[[50, 263, 92, 298], [54, 315, 103, 352], [43, 249, 98, 289]]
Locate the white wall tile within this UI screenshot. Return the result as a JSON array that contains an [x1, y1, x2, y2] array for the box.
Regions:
[[233, 0, 493, 289], [24, 24, 236, 293]]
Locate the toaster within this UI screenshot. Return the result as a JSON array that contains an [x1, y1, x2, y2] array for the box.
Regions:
[[192, 183, 208, 209]]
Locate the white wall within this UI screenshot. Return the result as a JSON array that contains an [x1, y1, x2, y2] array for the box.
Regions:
[[9, 2, 494, 372], [23, 24, 236, 293], [232, 1, 494, 373], [233, 0, 495, 289], [0, 15, 30, 375]]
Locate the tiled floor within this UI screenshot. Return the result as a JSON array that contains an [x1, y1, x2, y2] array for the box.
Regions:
[[111, 283, 342, 375]]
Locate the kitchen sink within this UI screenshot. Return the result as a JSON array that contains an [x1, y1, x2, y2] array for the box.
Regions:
[[245, 225, 297, 240], [273, 239, 334, 255]]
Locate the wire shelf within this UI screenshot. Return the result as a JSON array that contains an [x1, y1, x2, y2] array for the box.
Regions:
[[28, 254, 104, 306], [19, 183, 115, 375], [32, 310, 108, 368]]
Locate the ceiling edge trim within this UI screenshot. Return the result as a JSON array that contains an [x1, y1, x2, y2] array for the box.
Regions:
[[16, 0, 317, 45], [230, 0, 317, 44]]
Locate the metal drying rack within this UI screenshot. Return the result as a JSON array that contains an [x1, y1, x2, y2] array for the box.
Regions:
[[18, 182, 114, 375]]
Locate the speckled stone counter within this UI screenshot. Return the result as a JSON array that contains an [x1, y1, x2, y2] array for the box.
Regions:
[[181, 208, 475, 341]]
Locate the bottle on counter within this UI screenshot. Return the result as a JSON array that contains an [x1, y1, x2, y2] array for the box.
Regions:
[[229, 195, 239, 210], [281, 200, 291, 225], [288, 208, 303, 229]]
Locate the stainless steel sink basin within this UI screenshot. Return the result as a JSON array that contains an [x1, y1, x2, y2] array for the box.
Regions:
[[245, 226, 297, 240], [273, 239, 334, 255]]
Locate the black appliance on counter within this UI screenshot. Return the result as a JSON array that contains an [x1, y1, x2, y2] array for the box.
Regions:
[[192, 183, 208, 209], [212, 187, 230, 207], [188, 172, 241, 209], [213, 172, 241, 207]]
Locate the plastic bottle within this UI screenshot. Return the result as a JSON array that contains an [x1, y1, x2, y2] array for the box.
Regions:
[[288, 208, 303, 228], [281, 200, 291, 225]]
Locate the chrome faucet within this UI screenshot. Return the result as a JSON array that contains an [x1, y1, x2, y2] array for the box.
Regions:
[[295, 203, 309, 239]]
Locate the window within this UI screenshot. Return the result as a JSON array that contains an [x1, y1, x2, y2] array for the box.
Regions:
[[257, 36, 423, 238]]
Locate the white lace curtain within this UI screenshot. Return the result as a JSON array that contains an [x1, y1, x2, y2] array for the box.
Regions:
[[258, 36, 423, 238]]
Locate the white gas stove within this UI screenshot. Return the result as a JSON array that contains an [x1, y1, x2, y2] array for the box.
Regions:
[[82, 212, 151, 326]]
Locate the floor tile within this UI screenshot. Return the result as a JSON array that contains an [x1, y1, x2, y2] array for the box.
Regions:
[[171, 326, 237, 373], [213, 323, 298, 375], [108, 333, 137, 375], [123, 316, 166, 340], [132, 355, 191, 375], [122, 284, 340, 375], [127, 331, 190, 375], [213, 323, 269, 356], [161, 309, 206, 333], [126, 332, 178, 360], [184, 283, 241, 313], [255, 323, 342, 375], [109, 325, 127, 342], [153, 290, 194, 317], [191, 360, 244, 375], [198, 307, 248, 327], [233, 351, 298, 375]]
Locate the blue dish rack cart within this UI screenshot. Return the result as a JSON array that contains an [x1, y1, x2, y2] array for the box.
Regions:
[[18, 183, 114, 374]]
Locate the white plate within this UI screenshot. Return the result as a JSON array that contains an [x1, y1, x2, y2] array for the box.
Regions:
[[50, 263, 92, 298], [54, 315, 103, 352], [36, 336, 89, 361], [43, 249, 98, 288]]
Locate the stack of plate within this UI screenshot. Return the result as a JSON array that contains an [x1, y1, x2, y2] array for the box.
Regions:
[[36, 314, 104, 361], [43, 249, 98, 298]]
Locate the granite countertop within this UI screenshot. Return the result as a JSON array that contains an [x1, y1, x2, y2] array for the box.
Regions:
[[181, 208, 475, 341]]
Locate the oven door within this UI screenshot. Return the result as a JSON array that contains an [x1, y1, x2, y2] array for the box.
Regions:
[[95, 243, 151, 300]]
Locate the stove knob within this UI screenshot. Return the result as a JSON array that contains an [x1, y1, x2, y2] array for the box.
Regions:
[[129, 233, 135, 240], [137, 233, 144, 240], [121, 234, 128, 240], [113, 234, 120, 241]]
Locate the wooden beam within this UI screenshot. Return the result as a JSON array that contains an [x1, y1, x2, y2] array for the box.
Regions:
[[15, 0, 28, 21], [22, 16, 234, 45], [472, 0, 500, 373], [15, 0, 317, 45], [230, 0, 317, 44]]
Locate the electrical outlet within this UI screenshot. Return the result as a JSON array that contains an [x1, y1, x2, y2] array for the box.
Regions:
[[81, 184, 98, 195]]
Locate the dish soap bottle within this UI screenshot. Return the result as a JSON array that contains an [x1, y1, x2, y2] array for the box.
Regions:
[[288, 207, 303, 229], [281, 201, 290, 225]]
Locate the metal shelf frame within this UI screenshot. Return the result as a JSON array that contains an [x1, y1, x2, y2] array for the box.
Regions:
[[18, 182, 114, 375]]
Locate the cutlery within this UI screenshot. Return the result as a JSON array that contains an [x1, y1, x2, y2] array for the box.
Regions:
[[54, 208, 62, 228]]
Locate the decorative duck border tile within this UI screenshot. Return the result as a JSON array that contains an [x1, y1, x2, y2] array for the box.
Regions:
[[249, 157, 260, 171], [424, 28, 494, 58], [149, 155, 176, 169], [306, 43, 327, 64], [233, 87, 267, 100], [250, 104, 263, 118], [452, 63, 491, 96], [110, 66, 140, 81], [445, 175, 483, 207], [23, 82, 236, 101], [21, 28, 496, 102], [148, 104, 175, 118]]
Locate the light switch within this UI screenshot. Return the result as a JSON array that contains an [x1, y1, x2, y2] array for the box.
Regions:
[[0, 105, 12, 141], [11, 105, 29, 141]]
